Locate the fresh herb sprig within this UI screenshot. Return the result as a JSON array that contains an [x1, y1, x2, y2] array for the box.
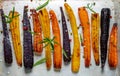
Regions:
[[33, 58, 46, 67], [36, 0, 49, 11], [85, 3, 96, 14], [28, 30, 36, 35], [4, 7, 20, 23], [80, 34, 83, 46], [62, 49, 68, 59], [40, 37, 68, 58], [40, 36, 56, 52], [33, 36, 69, 67]]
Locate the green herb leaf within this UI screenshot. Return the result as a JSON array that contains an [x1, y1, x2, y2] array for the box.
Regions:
[[51, 36, 55, 41], [39, 40, 48, 44], [43, 43, 49, 48], [85, 3, 96, 14], [62, 49, 68, 59], [3, 15, 10, 19], [28, 30, 36, 35], [80, 34, 84, 46], [4, 7, 20, 24], [12, 14, 20, 18], [39, 36, 58, 53], [36, 0, 49, 11], [6, 19, 12, 23], [80, 34, 83, 43], [12, 7, 15, 18], [50, 42, 54, 52], [33, 58, 46, 67]]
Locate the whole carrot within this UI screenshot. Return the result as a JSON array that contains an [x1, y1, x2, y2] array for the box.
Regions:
[[100, 8, 110, 69], [91, 13, 100, 65], [9, 11, 22, 66], [38, 8, 52, 70], [78, 7, 91, 67], [60, 7, 71, 64], [0, 9, 13, 64], [49, 10, 62, 71], [31, 10, 43, 55], [108, 23, 118, 68], [64, 3, 80, 73], [23, 6, 33, 69]]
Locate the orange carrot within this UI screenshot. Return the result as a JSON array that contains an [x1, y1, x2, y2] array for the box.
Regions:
[[49, 10, 62, 70], [108, 23, 118, 68], [78, 7, 91, 67], [31, 10, 43, 55]]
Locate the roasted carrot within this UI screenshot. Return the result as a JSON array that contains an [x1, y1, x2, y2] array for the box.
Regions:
[[9, 11, 22, 66], [64, 3, 80, 73], [31, 10, 43, 55], [78, 7, 91, 67], [108, 23, 118, 68], [60, 7, 71, 64], [38, 8, 52, 70], [100, 8, 110, 69], [91, 13, 100, 65], [23, 6, 33, 69], [49, 10, 62, 71], [1, 9, 13, 64]]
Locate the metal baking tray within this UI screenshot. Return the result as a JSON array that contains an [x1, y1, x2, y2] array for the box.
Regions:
[[0, 0, 120, 76]]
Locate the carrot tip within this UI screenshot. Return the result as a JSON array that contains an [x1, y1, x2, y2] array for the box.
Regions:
[[113, 23, 117, 26]]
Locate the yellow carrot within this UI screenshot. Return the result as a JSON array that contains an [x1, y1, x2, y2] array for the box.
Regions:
[[91, 13, 100, 65], [9, 11, 22, 66], [64, 3, 80, 73], [38, 8, 52, 70]]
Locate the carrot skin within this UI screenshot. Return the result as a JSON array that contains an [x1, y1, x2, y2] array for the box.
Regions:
[[108, 23, 118, 68], [49, 10, 62, 70], [78, 7, 91, 67], [91, 13, 100, 66], [60, 7, 71, 64], [64, 3, 80, 73], [100, 8, 110, 69]]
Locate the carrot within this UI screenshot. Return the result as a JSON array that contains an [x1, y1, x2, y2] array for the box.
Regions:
[[78, 7, 91, 67], [49, 10, 62, 71], [64, 3, 80, 73], [60, 7, 71, 64], [91, 13, 100, 65], [23, 6, 33, 69], [108, 23, 118, 68], [31, 10, 43, 55], [100, 8, 110, 69], [9, 11, 22, 66], [38, 8, 52, 70], [1, 9, 13, 64]]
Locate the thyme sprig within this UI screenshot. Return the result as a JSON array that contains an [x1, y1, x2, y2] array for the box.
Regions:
[[85, 3, 96, 14]]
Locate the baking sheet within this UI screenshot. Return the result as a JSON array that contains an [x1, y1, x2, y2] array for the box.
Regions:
[[0, 0, 120, 76]]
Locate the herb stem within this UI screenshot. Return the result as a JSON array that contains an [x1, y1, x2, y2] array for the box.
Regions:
[[85, 3, 96, 14], [36, 0, 49, 11]]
